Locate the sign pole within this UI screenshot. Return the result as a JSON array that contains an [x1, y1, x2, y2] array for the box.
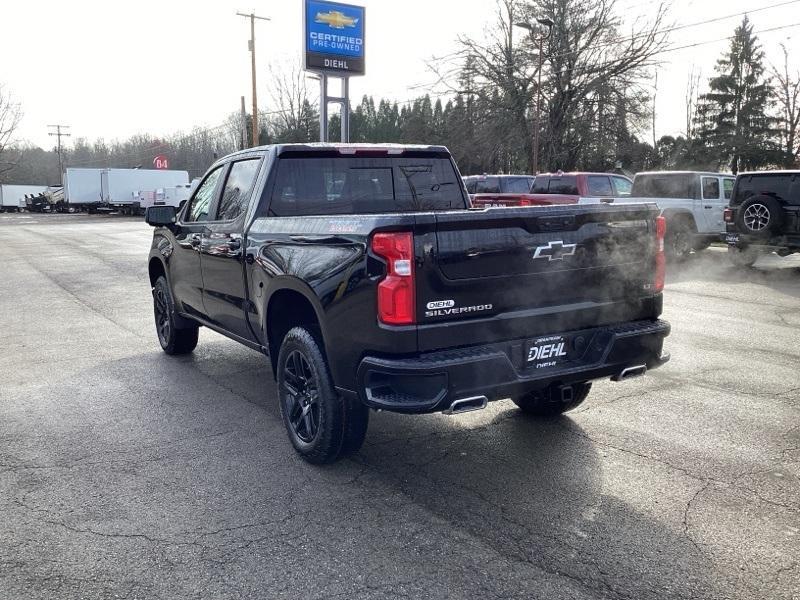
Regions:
[[319, 74, 329, 142], [341, 77, 350, 143]]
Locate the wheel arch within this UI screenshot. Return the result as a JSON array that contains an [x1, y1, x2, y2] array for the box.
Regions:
[[264, 281, 328, 377], [148, 256, 167, 288], [660, 208, 698, 232]]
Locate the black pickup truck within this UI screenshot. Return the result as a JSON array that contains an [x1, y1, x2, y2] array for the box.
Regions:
[[146, 144, 670, 463]]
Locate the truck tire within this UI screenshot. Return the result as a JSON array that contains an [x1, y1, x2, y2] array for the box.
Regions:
[[512, 382, 592, 417], [277, 327, 367, 464], [736, 195, 784, 238], [152, 276, 199, 355], [665, 217, 694, 261], [728, 246, 760, 268]]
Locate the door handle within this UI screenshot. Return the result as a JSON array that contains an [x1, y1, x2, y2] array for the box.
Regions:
[[189, 234, 201, 247], [226, 238, 242, 251], [600, 198, 614, 204], [704, 205, 713, 209]]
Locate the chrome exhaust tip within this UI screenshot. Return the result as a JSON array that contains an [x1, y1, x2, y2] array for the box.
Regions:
[[612, 364, 647, 382], [443, 396, 489, 415]]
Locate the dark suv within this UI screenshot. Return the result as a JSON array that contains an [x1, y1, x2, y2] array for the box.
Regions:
[[724, 171, 800, 266]]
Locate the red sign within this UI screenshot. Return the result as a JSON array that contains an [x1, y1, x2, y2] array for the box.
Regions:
[[153, 155, 169, 169]]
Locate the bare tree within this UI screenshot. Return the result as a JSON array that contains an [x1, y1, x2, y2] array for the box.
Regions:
[[0, 84, 23, 180], [426, 1, 534, 171], [770, 43, 800, 168], [425, 0, 669, 172], [267, 65, 318, 142], [684, 66, 701, 139], [534, 0, 669, 169]]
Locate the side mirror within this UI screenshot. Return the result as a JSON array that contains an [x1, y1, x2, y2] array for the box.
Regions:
[[145, 205, 177, 227]]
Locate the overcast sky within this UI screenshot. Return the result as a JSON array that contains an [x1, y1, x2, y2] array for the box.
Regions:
[[1, 0, 797, 150]]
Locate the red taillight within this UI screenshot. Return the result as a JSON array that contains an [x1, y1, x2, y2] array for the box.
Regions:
[[372, 232, 415, 325], [723, 208, 734, 223], [655, 216, 666, 293]]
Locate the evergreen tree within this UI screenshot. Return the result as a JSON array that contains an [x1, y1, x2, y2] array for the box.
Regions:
[[694, 16, 778, 173]]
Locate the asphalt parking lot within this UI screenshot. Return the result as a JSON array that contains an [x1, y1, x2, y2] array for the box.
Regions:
[[1, 212, 798, 600]]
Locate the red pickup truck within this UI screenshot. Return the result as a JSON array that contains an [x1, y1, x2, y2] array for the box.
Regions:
[[468, 172, 633, 207]]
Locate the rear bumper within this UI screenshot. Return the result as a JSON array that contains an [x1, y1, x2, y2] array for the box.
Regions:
[[723, 230, 800, 250], [356, 319, 671, 414]]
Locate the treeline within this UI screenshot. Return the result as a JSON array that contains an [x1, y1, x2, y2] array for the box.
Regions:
[[2, 1, 798, 186]]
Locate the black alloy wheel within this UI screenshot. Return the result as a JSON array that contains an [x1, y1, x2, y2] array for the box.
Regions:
[[152, 275, 199, 355], [154, 284, 171, 346], [276, 326, 369, 463], [281, 350, 321, 444]]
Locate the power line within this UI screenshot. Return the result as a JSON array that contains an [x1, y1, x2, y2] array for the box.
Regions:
[[529, 0, 800, 64], [658, 20, 800, 55]]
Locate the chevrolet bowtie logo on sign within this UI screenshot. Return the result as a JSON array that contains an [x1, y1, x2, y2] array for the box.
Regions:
[[315, 10, 359, 29], [533, 241, 577, 261]]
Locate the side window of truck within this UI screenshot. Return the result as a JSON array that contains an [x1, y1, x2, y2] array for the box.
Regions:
[[723, 179, 734, 200], [587, 176, 613, 196], [612, 176, 632, 197], [184, 166, 223, 222], [702, 177, 720, 200], [215, 158, 261, 222]]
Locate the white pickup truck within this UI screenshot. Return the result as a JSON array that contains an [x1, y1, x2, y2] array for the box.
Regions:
[[589, 171, 735, 259]]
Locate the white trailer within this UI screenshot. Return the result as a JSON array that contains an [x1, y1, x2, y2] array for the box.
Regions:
[[63, 168, 104, 211], [132, 184, 193, 211], [101, 169, 189, 214], [0, 184, 48, 212]]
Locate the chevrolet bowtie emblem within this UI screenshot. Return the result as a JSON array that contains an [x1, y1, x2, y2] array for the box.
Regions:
[[533, 241, 577, 261], [315, 10, 359, 29]]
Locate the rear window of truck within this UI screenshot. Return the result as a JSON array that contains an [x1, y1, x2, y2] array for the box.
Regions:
[[502, 177, 535, 194], [267, 156, 467, 216], [531, 176, 579, 195]]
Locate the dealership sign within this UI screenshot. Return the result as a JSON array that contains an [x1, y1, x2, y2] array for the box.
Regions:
[[304, 0, 365, 75]]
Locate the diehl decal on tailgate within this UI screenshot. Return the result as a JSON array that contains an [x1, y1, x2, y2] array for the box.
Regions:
[[425, 302, 493, 318]]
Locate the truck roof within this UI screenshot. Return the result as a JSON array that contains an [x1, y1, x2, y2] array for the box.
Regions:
[[463, 174, 533, 179], [736, 170, 800, 176], [635, 170, 734, 177], [535, 172, 630, 177], [225, 143, 450, 160]]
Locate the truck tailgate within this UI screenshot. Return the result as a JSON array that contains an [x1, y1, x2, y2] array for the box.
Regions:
[[415, 205, 660, 352]]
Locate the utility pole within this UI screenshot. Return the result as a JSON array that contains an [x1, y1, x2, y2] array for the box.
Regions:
[[237, 11, 271, 148], [47, 124, 71, 185], [240, 95, 247, 150]]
